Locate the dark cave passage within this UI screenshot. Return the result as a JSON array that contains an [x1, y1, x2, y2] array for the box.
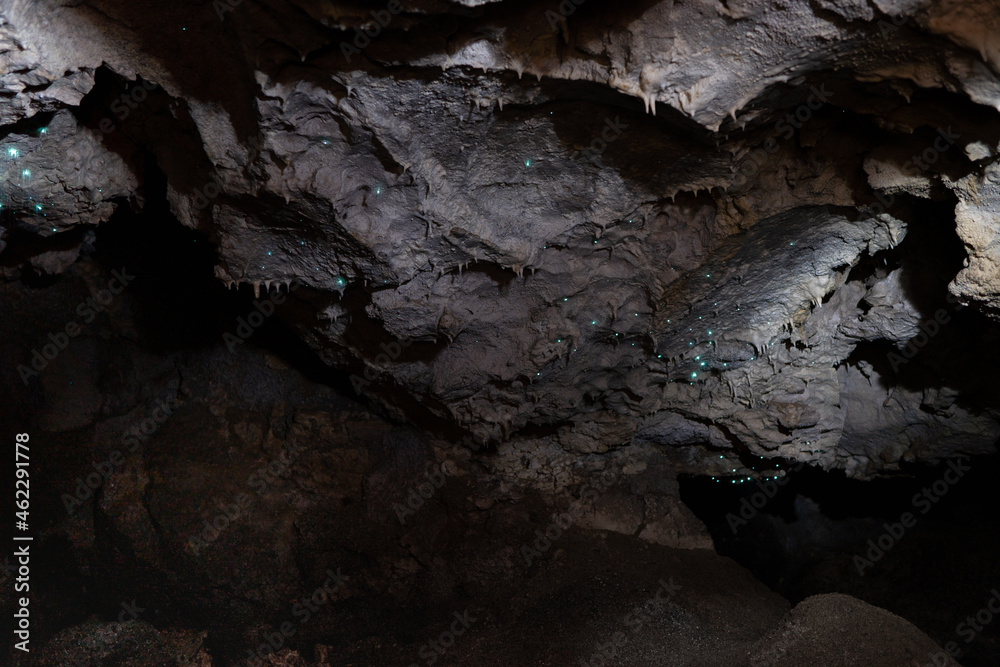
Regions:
[[680, 457, 1000, 666]]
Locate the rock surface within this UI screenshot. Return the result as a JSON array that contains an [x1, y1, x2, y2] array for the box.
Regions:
[[2, 0, 1000, 477], [4, 2, 1000, 663], [0, 255, 970, 665], [748, 593, 962, 667]]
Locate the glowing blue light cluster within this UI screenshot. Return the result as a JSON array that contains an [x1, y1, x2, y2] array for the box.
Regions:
[[709, 455, 792, 484]]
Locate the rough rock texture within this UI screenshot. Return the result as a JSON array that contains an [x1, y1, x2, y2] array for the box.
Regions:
[[0, 257, 969, 665], [5, 2, 1000, 663], [748, 593, 962, 667], [28, 619, 211, 667], [3, 1, 1000, 480], [0, 258, 717, 662]]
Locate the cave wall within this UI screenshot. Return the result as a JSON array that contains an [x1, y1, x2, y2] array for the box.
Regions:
[[4, 1, 1000, 664], [3, 0, 1000, 480]]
